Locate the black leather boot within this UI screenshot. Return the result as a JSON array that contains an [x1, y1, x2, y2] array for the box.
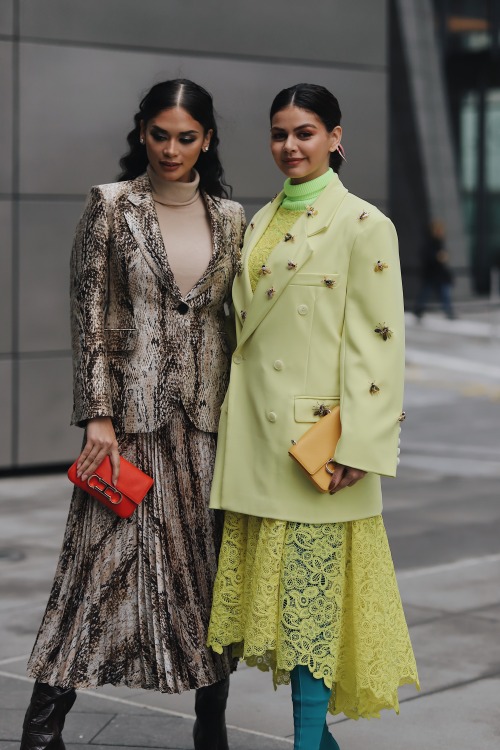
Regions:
[[193, 676, 230, 750], [20, 681, 77, 750]]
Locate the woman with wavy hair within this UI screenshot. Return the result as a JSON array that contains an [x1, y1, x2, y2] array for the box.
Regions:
[[20, 79, 245, 750]]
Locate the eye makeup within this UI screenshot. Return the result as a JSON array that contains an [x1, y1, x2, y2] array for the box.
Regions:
[[150, 126, 200, 138]]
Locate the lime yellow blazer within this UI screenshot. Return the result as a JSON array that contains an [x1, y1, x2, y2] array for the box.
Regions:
[[210, 174, 405, 523]]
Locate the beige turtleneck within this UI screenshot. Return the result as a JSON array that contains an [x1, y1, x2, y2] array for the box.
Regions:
[[147, 166, 213, 297]]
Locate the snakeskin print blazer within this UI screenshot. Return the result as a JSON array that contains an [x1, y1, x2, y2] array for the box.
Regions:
[[70, 173, 246, 434]]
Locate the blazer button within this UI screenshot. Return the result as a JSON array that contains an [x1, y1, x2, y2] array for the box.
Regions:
[[233, 354, 243, 364], [267, 411, 277, 422], [273, 360, 284, 371], [297, 304, 309, 316], [177, 302, 189, 314]]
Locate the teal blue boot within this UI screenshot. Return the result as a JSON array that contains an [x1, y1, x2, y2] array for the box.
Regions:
[[320, 721, 340, 750], [290, 666, 340, 750]]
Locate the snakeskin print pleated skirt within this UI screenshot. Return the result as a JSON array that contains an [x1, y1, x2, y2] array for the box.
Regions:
[[27, 406, 234, 692]]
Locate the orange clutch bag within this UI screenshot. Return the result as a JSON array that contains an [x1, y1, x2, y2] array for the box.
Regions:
[[68, 455, 154, 519], [288, 406, 341, 493]]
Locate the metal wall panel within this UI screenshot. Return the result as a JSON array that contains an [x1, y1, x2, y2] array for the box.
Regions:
[[18, 356, 80, 465], [0, 360, 12, 467], [19, 43, 387, 203], [18, 201, 83, 353], [0, 202, 12, 353], [0, 0, 13, 35], [19, 0, 387, 69], [0, 41, 13, 193]]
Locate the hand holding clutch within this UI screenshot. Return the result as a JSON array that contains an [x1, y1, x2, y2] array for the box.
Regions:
[[327, 462, 366, 495], [68, 455, 153, 518]]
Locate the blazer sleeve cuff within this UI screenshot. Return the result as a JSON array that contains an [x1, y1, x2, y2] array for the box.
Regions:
[[334, 420, 402, 477]]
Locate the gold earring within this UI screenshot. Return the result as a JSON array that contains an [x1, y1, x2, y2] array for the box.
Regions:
[[140, 137, 145, 145], [203, 146, 209, 152]]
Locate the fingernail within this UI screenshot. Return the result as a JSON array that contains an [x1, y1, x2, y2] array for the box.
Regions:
[[82, 474, 87, 481]]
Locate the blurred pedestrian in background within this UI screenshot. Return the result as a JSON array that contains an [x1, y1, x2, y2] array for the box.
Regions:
[[207, 83, 419, 750], [20, 78, 245, 750], [414, 219, 456, 320]]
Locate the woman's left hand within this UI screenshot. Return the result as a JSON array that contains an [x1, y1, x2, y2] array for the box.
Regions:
[[329, 463, 366, 495]]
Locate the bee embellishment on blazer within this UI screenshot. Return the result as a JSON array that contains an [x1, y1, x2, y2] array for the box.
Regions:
[[374, 323, 393, 341], [313, 403, 332, 417]]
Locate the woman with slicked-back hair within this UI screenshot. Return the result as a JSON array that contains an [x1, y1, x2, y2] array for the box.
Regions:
[[20, 79, 245, 750], [207, 83, 419, 749]]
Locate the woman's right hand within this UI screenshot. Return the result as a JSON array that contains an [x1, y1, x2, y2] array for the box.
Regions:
[[77, 416, 120, 485], [328, 463, 366, 495]]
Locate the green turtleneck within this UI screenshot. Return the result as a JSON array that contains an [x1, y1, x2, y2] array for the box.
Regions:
[[247, 169, 334, 292], [281, 168, 334, 210]]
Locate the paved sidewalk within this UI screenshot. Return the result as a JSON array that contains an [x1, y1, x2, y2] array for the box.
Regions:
[[1, 312, 500, 749]]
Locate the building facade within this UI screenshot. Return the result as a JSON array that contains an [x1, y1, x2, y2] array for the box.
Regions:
[[435, 0, 500, 293], [390, 0, 500, 296], [1, 0, 390, 469]]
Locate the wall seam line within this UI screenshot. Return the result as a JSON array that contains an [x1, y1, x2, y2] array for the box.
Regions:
[[0, 33, 388, 74], [11, 0, 20, 466]]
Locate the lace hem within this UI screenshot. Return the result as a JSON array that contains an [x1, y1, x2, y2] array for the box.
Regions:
[[208, 512, 419, 719]]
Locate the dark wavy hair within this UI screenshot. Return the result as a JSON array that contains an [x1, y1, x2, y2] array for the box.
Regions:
[[118, 79, 231, 198], [270, 83, 343, 173]]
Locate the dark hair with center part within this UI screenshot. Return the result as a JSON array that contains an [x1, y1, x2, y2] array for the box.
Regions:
[[270, 83, 343, 173], [118, 78, 231, 198]]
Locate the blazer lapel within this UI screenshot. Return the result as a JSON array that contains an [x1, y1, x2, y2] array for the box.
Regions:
[[123, 174, 176, 291], [186, 192, 226, 301], [303, 172, 348, 238], [236, 212, 311, 351], [232, 192, 283, 327], [235, 176, 349, 351]]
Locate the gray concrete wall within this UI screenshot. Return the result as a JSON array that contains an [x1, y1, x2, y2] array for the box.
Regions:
[[1, 0, 389, 468]]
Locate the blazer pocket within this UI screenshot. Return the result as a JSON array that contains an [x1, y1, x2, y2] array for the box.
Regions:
[[104, 328, 138, 352], [289, 273, 340, 287], [294, 396, 340, 423]]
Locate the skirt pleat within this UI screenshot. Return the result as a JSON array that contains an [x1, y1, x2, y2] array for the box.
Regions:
[[27, 407, 233, 692]]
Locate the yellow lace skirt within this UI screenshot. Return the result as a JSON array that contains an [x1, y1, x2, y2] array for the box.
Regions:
[[208, 512, 419, 719]]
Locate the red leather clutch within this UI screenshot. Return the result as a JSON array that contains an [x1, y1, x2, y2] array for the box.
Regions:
[[68, 455, 154, 519]]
